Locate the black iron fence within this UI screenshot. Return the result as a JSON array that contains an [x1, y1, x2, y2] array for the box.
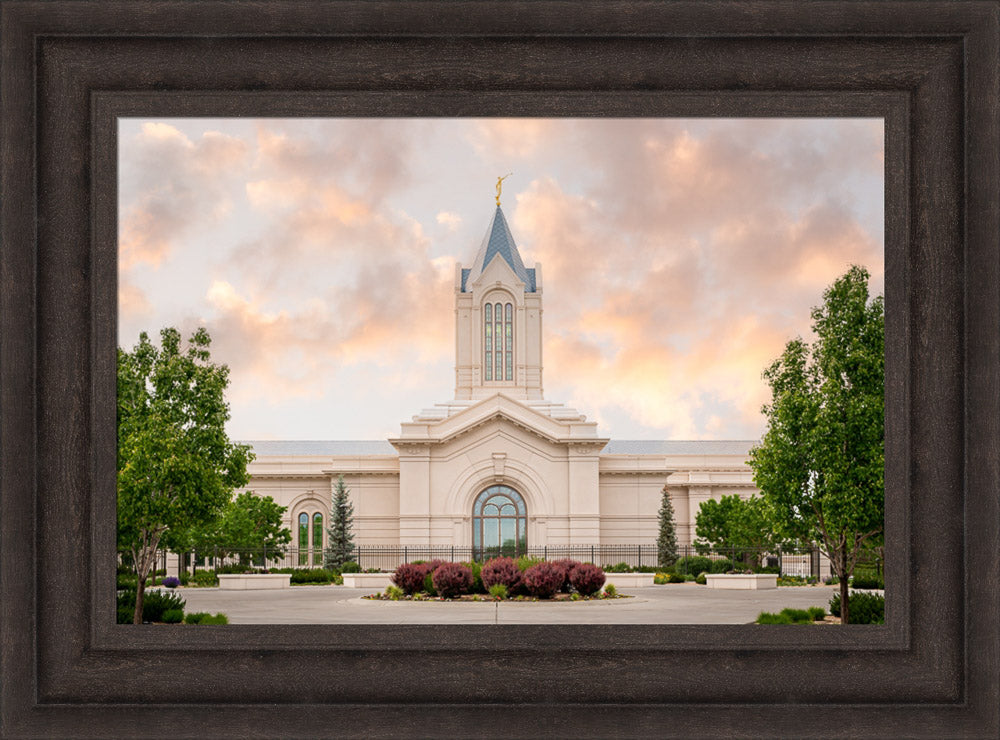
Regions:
[[125, 544, 867, 580]]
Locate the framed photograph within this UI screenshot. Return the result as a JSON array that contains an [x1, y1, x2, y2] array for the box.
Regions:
[[2, 2, 997, 737]]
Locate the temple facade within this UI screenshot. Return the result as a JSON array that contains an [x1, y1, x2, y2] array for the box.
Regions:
[[238, 205, 759, 562]]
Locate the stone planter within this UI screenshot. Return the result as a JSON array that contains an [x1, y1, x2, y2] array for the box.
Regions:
[[603, 572, 655, 588], [217, 574, 291, 590], [705, 574, 778, 590], [341, 573, 393, 589]]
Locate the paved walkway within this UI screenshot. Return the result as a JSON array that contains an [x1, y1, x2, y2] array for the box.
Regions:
[[176, 583, 840, 624]]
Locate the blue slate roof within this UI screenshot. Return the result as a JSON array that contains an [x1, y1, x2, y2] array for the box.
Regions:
[[463, 206, 536, 292]]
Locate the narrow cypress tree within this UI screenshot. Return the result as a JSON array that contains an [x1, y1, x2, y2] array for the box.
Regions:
[[657, 488, 679, 568], [324, 474, 355, 571]]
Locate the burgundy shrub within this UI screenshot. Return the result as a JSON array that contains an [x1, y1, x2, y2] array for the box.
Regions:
[[552, 559, 581, 592], [569, 563, 606, 596], [481, 557, 523, 592], [431, 562, 474, 598], [392, 563, 426, 595], [523, 562, 565, 599]]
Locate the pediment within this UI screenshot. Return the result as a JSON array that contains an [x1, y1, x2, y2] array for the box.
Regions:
[[468, 252, 524, 293], [389, 393, 609, 452]]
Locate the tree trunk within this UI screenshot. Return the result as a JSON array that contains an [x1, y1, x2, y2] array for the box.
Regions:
[[839, 540, 850, 625], [133, 576, 146, 624]]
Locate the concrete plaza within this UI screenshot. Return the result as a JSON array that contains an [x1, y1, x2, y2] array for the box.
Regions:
[[175, 583, 840, 625]]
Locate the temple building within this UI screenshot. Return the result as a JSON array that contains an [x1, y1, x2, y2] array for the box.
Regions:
[[238, 203, 759, 564]]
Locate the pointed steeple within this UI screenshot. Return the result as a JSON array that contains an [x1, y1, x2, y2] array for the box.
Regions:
[[463, 206, 536, 292]]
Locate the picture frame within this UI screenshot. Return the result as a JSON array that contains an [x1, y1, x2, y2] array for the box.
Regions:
[[2, 2, 997, 737]]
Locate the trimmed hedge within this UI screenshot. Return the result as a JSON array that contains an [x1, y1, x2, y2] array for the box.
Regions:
[[392, 563, 428, 595], [569, 563, 606, 596], [432, 562, 474, 598], [850, 575, 885, 590], [481, 557, 523, 592], [523, 562, 565, 599], [673, 555, 714, 575]]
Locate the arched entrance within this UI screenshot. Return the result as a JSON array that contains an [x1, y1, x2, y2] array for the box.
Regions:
[[472, 485, 527, 560]]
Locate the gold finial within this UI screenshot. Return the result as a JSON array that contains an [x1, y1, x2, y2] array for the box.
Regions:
[[495, 173, 512, 207]]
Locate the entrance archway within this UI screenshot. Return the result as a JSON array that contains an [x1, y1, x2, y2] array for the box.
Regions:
[[472, 485, 527, 560]]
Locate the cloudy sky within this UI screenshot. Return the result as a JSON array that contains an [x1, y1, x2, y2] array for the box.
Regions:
[[118, 118, 883, 442]]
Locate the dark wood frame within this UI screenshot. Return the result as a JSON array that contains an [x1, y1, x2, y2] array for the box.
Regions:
[[2, 2, 997, 737]]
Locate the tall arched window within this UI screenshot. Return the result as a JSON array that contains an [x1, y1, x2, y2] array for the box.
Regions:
[[312, 512, 323, 565], [484, 299, 514, 382], [298, 513, 309, 565], [472, 485, 527, 559], [484, 303, 492, 381]]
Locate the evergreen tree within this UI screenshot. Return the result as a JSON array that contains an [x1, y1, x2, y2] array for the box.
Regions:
[[656, 488, 679, 568], [324, 475, 355, 570]]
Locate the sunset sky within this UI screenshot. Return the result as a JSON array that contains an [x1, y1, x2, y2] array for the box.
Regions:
[[118, 118, 884, 442]]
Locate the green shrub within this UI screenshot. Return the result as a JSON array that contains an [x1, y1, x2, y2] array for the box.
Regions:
[[216, 563, 253, 574], [190, 570, 219, 587], [709, 558, 734, 574], [280, 568, 337, 585], [488, 583, 508, 600], [341, 561, 361, 573], [604, 562, 632, 573], [184, 611, 228, 625], [179, 573, 190, 586], [116, 572, 138, 590], [117, 588, 186, 623], [756, 611, 794, 624], [461, 561, 484, 593], [422, 572, 438, 596], [668, 573, 685, 584], [779, 608, 813, 623], [829, 591, 885, 624], [161, 608, 184, 624], [385, 585, 404, 601], [515, 555, 544, 572], [653, 573, 670, 585], [695, 572, 707, 585], [850, 575, 884, 590], [674, 555, 713, 575], [603, 584, 617, 597], [808, 606, 826, 621]]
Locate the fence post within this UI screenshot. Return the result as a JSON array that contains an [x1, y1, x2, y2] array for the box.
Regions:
[[777, 546, 782, 576], [404, 546, 408, 564]]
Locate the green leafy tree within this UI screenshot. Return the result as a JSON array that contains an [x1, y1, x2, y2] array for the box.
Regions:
[[656, 487, 679, 568], [324, 475, 355, 570], [694, 494, 779, 567], [749, 266, 884, 624], [213, 492, 292, 565], [117, 327, 252, 624]]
